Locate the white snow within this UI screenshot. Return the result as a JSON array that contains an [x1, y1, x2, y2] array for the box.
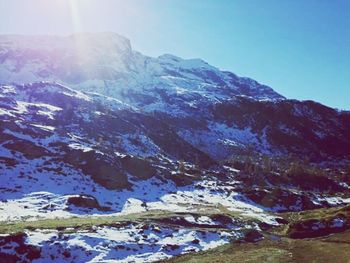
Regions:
[[184, 215, 216, 226], [19, 223, 237, 263], [178, 122, 271, 160], [331, 218, 344, 228], [0, 108, 15, 116], [121, 198, 147, 214], [68, 143, 93, 152], [31, 124, 55, 131]]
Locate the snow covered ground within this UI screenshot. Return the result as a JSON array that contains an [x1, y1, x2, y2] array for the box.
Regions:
[[0, 167, 280, 262], [1, 222, 239, 263], [0, 172, 280, 226]]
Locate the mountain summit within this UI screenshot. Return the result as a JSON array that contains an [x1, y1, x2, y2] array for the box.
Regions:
[[0, 32, 283, 101]]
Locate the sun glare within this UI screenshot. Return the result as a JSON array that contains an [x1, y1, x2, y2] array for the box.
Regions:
[[68, 0, 82, 32]]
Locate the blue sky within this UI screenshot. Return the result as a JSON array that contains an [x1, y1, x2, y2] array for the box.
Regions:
[[0, 0, 349, 109]]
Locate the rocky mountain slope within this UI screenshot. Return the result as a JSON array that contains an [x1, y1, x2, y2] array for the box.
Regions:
[[0, 33, 350, 262]]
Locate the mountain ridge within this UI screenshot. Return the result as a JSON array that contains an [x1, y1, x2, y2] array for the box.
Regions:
[[0, 32, 284, 101]]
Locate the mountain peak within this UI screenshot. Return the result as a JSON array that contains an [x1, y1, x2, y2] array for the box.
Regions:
[[158, 53, 213, 69], [68, 31, 132, 52], [0, 32, 283, 101]]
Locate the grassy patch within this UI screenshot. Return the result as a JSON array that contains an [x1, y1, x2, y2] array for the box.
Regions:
[[281, 204, 350, 238], [161, 231, 350, 263], [0, 208, 243, 235], [284, 204, 350, 221], [0, 210, 176, 234], [161, 205, 350, 262]]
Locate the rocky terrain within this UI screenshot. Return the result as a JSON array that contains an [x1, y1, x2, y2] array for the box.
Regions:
[[0, 33, 350, 262]]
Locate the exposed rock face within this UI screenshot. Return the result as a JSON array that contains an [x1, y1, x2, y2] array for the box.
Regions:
[[120, 155, 156, 180], [0, 233, 41, 262], [242, 229, 264, 243], [67, 195, 110, 211], [243, 188, 320, 212]]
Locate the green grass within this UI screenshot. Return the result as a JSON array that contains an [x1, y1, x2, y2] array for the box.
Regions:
[[161, 231, 350, 263], [3, 203, 350, 262], [160, 204, 350, 263], [264, 204, 350, 237], [284, 203, 350, 221], [0, 210, 175, 234], [280, 204, 350, 238], [0, 207, 241, 235]]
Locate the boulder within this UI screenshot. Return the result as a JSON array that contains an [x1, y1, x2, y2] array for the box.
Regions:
[[67, 195, 110, 211]]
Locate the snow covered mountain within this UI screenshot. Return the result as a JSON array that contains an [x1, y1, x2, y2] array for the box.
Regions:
[[0, 32, 283, 102], [1, 33, 349, 161], [1, 33, 350, 262]]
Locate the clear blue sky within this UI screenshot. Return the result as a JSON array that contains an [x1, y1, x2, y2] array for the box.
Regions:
[[0, 0, 349, 109]]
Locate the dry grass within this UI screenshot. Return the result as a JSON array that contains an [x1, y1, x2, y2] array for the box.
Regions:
[[0, 210, 178, 234], [161, 231, 350, 263], [0, 207, 243, 234]]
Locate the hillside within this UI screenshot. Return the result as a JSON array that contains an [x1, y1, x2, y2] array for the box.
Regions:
[[0, 33, 350, 262]]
